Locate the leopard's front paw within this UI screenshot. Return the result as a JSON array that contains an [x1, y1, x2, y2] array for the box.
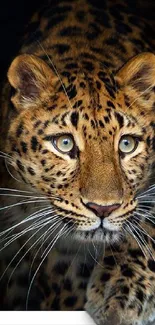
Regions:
[[85, 298, 140, 325], [85, 267, 154, 325]]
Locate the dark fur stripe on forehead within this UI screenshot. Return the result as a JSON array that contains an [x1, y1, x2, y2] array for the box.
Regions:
[[70, 112, 79, 128], [31, 136, 38, 152], [114, 112, 124, 128]]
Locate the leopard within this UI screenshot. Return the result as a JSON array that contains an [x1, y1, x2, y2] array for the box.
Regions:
[[0, 0, 155, 324]]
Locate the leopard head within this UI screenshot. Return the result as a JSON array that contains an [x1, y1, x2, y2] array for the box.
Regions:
[[5, 52, 155, 244]]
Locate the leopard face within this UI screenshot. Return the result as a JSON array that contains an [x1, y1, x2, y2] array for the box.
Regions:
[[4, 52, 155, 244]]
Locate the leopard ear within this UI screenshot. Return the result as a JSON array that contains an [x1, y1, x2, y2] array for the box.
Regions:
[[116, 52, 155, 110], [7, 54, 57, 110]]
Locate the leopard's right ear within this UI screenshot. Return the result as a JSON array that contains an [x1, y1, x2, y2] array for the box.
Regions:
[[7, 54, 58, 110]]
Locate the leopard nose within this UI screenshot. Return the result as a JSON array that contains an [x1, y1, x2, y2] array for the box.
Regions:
[[85, 202, 120, 218]]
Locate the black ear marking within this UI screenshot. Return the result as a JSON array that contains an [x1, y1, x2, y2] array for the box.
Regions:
[[17, 63, 39, 99]]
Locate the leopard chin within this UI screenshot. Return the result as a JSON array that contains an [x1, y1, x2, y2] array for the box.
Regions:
[[75, 228, 123, 244]]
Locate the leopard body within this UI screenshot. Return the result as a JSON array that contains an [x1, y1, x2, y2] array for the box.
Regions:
[[0, 1, 155, 324]]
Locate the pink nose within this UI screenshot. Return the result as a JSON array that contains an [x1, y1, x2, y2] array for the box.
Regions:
[[86, 202, 120, 218]]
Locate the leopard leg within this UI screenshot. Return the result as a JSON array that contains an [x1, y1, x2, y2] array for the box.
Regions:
[[85, 239, 155, 325]]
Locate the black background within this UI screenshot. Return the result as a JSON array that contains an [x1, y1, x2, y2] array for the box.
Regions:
[[0, 0, 154, 81], [0, 0, 42, 81]]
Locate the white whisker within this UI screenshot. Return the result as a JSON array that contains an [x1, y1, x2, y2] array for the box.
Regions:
[[128, 220, 153, 259], [2, 224, 47, 283], [5, 159, 21, 183], [0, 188, 35, 194], [0, 194, 48, 199], [26, 223, 68, 309], [132, 219, 155, 260], [0, 151, 11, 158], [128, 84, 155, 110], [0, 206, 52, 236], [0, 199, 49, 212], [6, 217, 62, 287], [28, 217, 64, 278], [125, 221, 147, 259], [41, 216, 72, 258], [137, 185, 155, 197]]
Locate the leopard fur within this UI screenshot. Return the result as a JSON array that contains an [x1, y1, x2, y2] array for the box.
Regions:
[[0, 1, 155, 324]]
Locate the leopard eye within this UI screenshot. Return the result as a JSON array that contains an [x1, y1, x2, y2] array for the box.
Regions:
[[53, 134, 74, 153], [119, 135, 138, 154]]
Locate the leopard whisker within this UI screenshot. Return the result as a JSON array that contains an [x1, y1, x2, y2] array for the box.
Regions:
[[128, 84, 155, 110], [136, 209, 155, 220], [63, 224, 75, 240], [39, 222, 69, 261], [14, 210, 61, 237], [0, 187, 40, 194], [0, 198, 50, 212], [137, 191, 155, 197], [28, 215, 67, 279], [92, 239, 99, 262], [87, 243, 104, 269], [0, 212, 54, 249], [109, 243, 119, 268], [137, 200, 155, 203], [0, 214, 51, 246], [1, 210, 61, 260], [0, 155, 11, 160], [0, 150, 11, 158], [5, 159, 22, 183], [7, 215, 62, 287], [0, 211, 51, 246], [137, 208, 155, 215], [125, 221, 147, 259], [40, 213, 68, 251], [62, 225, 81, 279], [0, 194, 60, 207], [41, 218, 74, 259], [136, 207, 154, 215], [128, 220, 153, 259], [138, 204, 154, 209], [41, 216, 72, 258], [135, 214, 155, 226], [26, 223, 68, 309], [132, 219, 155, 260], [134, 216, 155, 242], [125, 220, 147, 256], [137, 185, 155, 197], [2, 223, 49, 284], [0, 188, 61, 202], [0, 206, 52, 237], [0, 193, 49, 199], [0, 207, 59, 247]]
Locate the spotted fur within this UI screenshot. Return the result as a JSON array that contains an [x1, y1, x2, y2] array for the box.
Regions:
[[0, 0, 155, 324]]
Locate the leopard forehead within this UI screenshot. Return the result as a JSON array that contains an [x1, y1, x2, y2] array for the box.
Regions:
[[10, 70, 152, 143]]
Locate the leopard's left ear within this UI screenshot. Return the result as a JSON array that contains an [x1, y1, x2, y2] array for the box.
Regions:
[[7, 54, 58, 110], [116, 52, 155, 109]]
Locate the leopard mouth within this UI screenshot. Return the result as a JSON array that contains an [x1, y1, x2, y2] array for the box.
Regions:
[[71, 208, 137, 244], [51, 202, 137, 240]]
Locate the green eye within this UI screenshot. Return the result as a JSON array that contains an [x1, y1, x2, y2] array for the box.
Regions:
[[119, 135, 138, 154], [53, 135, 74, 153]]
